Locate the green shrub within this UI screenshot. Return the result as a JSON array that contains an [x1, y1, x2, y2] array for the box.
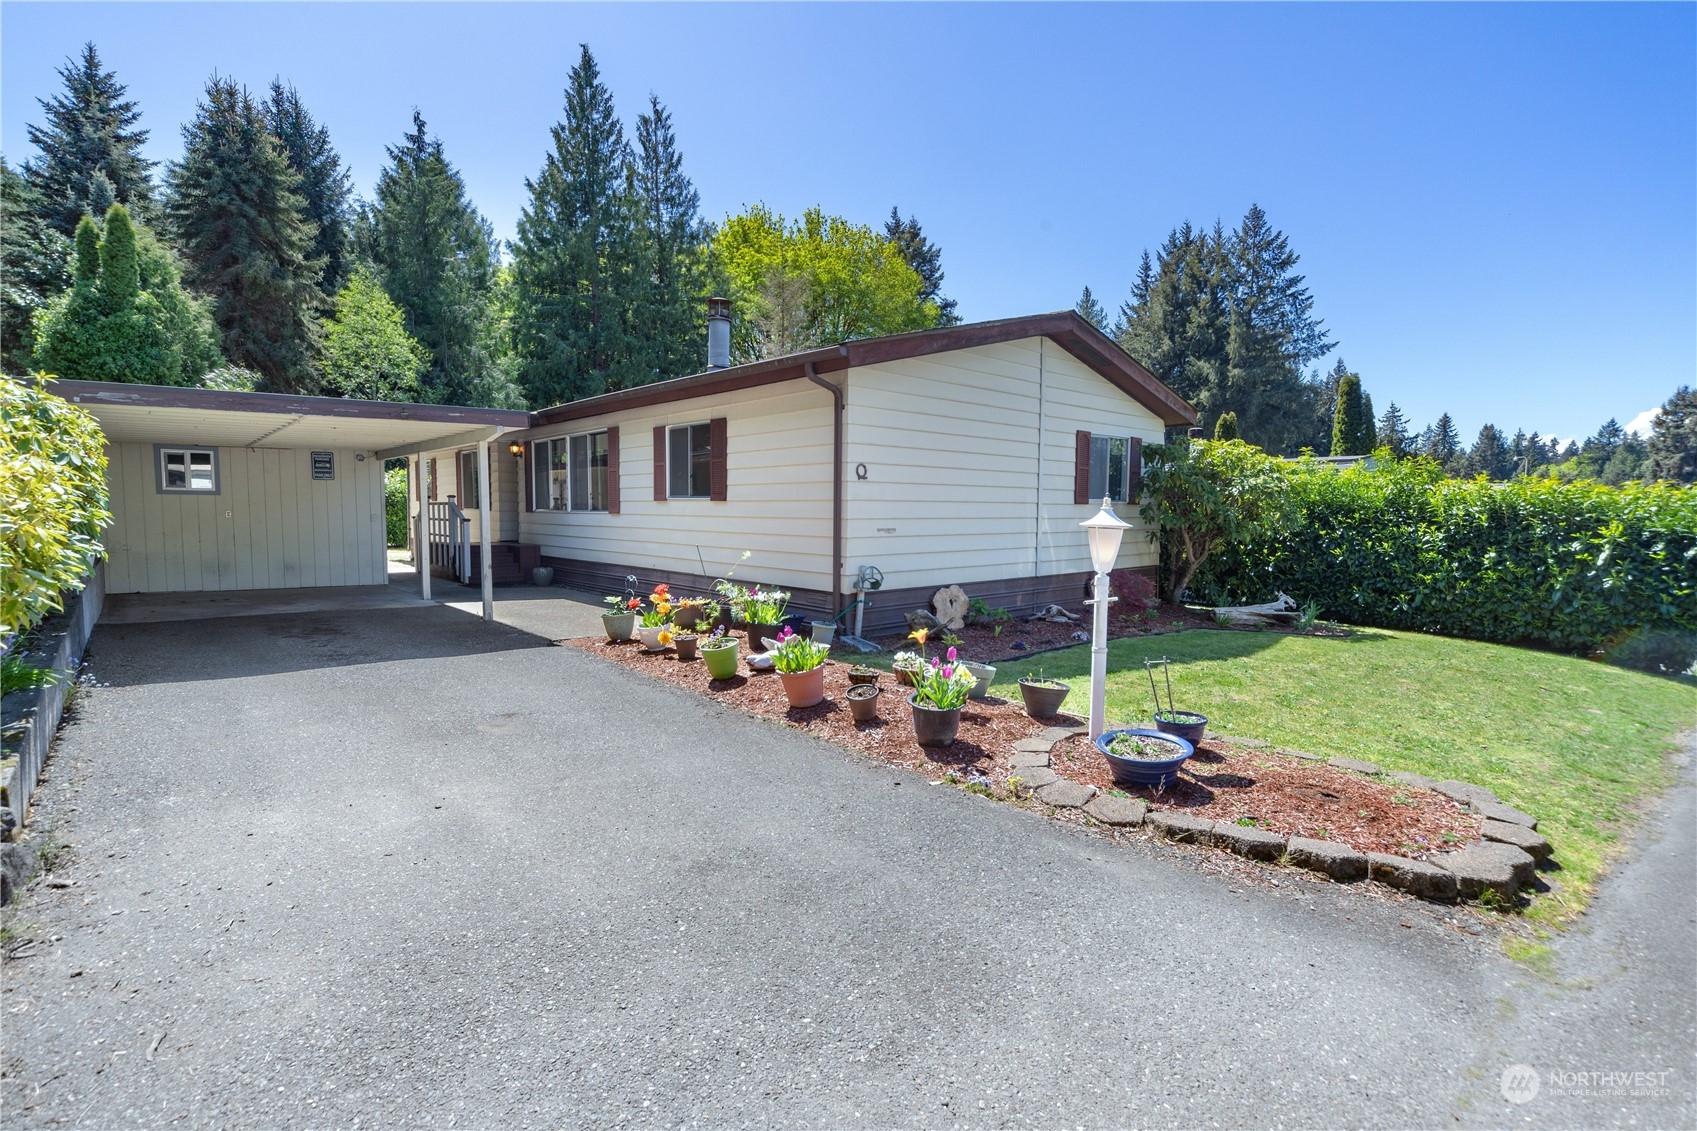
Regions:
[[1, 374, 110, 636], [1194, 456, 1697, 653], [384, 464, 410, 548]]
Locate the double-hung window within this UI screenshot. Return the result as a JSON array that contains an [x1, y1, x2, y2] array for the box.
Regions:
[[1074, 430, 1141, 505], [532, 432, 609, 512], [157, 446, 218, 494], [666, 423, 713, 499]]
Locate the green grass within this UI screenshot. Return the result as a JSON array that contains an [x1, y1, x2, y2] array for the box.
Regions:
[[993, 628, 1696, 925]]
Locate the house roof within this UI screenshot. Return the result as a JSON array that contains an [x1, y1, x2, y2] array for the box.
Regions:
[[48, 379, 531, 454], [530, 310, 1199, 428]]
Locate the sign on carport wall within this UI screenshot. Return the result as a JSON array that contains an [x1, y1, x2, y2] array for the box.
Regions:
[[311, 451, 335, 480]]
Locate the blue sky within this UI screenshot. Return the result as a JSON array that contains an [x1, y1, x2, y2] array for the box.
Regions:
[[3, 2, 1692, 441]]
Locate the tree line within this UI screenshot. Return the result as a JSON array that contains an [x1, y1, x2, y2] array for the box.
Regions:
[[0, 43, 954, 408], [1075, 211, 1694, 484]]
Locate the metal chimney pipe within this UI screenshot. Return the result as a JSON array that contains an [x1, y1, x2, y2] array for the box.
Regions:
[[706, 297, 732, 370]]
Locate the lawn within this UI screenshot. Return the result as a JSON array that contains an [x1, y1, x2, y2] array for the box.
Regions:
[[984, 627, 1696, 925]]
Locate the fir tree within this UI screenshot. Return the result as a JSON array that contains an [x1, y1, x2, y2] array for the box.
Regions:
[[23, 44, 156, 235], [166, 78, 323, 393], [884, 207, 957, 324], [1465, 423, 1512, 479], [1, 160, 70, 371], [1074, 285, 1107, 330], [1360, 393, 1377, 450], [1213, 411, 1240, 441], [265, 81, 353, 295], [512, 45, 641, 405], [629, 94, 707, 383], [1376, 402, 1411, 457], [1645, 386, 1696, 484], [1422, 413, 1461, 466], [1599, 435, 1648, 486], [357, 110, 518, 407], [1329, 368, 1369, 456]]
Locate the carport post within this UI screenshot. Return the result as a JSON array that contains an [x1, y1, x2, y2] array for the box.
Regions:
[[416, 454, 431, 601], [478, 437, 494, 621]]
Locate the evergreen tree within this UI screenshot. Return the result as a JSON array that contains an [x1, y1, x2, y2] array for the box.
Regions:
[[357, 110, 519, 407], [1360, 393, 1377, 450], [320, 269, 427, 400], [629, 94, 707, 383], [1464, 423, 1512, 479], [884, 207, 957, 324], [512, 45, 643, 406], [1212, 411, 1239, 441], [1, 160, 71, 371], [166, 77, 323, 393], [1422, 412, 1461, 466], [1578, 418, 1627, 478], [1114, 251, 1155, 340], [1376, 402, 1411, 457], [32, 203, 220, 385], [1074, 285, 1107, 330], [265, 81, 353, 296], [1329, 368, 1369, 456], [1599, 434, 1648, 486], [23, 43, 156, 235], [1645, 386, 1696, 484]]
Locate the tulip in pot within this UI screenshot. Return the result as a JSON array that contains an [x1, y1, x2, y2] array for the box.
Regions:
[[769, 626, 830, 709]]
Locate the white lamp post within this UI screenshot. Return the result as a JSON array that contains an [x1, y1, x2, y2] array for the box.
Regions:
[[1081, 496, 1132, 740]]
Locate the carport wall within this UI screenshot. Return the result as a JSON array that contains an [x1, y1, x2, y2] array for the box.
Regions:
[[103, 442, 387, 592]]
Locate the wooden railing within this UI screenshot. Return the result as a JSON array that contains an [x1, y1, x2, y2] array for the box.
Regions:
[[427, 498, 471, 584]]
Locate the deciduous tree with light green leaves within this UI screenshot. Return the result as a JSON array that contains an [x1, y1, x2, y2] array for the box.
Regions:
[[320, 270, 427, 401], [0, 374, 110, 636], [1138, 438, 1293, 606]]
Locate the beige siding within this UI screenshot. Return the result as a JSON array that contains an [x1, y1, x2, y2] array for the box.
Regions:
[[419, 443, 520, 542], [103, 442, 386, 593], [514, 383, 835, 592], [841, 337, 1163, 593]]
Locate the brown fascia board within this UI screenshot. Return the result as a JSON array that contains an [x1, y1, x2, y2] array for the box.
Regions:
[[46, 379, 532, 428], [527, 310, 1197, 428]]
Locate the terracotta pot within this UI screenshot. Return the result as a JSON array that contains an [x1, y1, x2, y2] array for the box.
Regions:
[[847, 683, 880, 722], [908, 693, 963, 747], [702, 640, 739, 680], [602, 611, 636, 643], [778, 663, 826, 708], [675, 634, 699, 662], [1019, 679, 1071, 718]]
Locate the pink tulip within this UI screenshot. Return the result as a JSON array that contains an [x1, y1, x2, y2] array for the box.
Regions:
[[941, 665, 953, 678], [946, 647, 958, 662]]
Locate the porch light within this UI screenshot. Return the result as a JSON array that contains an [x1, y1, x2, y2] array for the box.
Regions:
[[1080, 497, 1132, 739], [508, 441, 525, 457]]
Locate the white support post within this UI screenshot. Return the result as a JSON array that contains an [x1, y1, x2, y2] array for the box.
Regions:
[[416, 455, 432, 601], [478, 438, 494, 622], [1089, 570, 1111, 740]]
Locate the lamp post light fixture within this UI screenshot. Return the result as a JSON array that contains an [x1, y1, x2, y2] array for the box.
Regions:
[[508, 441, 525, 458], [1080, 496, 1132, 740]]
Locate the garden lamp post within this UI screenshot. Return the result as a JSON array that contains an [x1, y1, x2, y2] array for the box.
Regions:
[[1081, 496, 1132, 740]]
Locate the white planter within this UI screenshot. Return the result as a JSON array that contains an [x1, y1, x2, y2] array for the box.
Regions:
[[634, 624, 671, 652]]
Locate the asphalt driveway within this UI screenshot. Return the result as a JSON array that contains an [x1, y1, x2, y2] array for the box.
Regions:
[[1, 605, 1689, 1128]]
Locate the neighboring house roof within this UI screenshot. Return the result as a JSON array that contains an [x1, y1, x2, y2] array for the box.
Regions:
[[530, 310, 1199, 428]]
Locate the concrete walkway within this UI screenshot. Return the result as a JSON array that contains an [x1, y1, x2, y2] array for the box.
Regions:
[[1, 606, 1690, 1128], [388, 557, 610, 640]]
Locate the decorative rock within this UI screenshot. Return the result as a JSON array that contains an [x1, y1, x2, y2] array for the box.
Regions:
[[931, 585, 969, 632], [1473, 800, 1538, 830], [1009, 751, 1051, 771], [1146, 811, 1213, 844], [1386, 770, 1438, 791], [1036, 780, 1097, 809], [1209, 822, 1288, 862], [1285, 837, 1369, 882], [1012, 737, 1055, 755], [1327, 756, 1381, 776], [904, 609, 943, 634], [1433, 780, 1498, 807], [1480, 819, 1552, 861], [1435, 843, 1534, 902], [1366, 852, 1459, 900], [1039, 724, 1089, 743], [1011, 767, 1058, 790], [1280, 749, 1326, 763], [1083, 794, 1147, 827]]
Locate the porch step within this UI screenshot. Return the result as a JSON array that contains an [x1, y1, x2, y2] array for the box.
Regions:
[[464, 542, 541, 587]]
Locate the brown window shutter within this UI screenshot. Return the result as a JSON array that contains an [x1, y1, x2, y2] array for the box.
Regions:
[[524, 443, 534, 512], [428, 458, 438, 502], [415, 457, 422, 501], [1073, 431, 1091, 505], [606, 427, 621, 514], [653, 425, 667, 501], [1128, 437, 1143, 497], [709, 417, 728, 502]]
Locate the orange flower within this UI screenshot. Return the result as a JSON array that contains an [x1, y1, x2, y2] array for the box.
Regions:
[[907, 627, 929, 645], [626, 597, 641, 609], [652, 584, 671, 598], [657, 629, 674, 646]]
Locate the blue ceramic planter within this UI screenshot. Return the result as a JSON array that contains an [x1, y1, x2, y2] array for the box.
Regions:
[[1095, 728, 1195, 790]]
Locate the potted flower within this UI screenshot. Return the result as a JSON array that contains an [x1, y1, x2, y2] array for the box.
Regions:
[[769, 625, 830, 708], [741, 586, 790, 648], [1018, 673, 1071, 718], [701, 626, 740, 680], [959, 655, 997, 700], [634, 585, 675, 651], [847, 665, 881, 687], [907, 647, 977, 747], [673, 597, 714, 632], [601, 591, 641, 643], [674, 632, 699, 661], [1095, 728, 1194, 790]]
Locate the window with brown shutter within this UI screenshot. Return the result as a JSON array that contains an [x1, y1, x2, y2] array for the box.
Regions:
[[709, 417, 727, 501], [428, 458, 438, 502], [1073, 431, 1091, 504], [1077, 432, 1142, 503], [1128, 437, 1143, 496], [606, 426, 620, 514], [653, 425, 667, 502]]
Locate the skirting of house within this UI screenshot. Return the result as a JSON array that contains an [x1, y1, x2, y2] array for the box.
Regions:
[[538, 554, 1158, 637]]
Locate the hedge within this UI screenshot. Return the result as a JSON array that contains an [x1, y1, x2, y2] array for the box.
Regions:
[[384, 465, 409, 548], [1, 375, 111, 637], [1192, 457, 1697, 654]]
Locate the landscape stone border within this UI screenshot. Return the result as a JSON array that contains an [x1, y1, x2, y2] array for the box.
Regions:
[[1009, 728, 1553, 907]]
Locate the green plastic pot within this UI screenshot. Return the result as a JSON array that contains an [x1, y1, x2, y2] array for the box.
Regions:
[[702, 640, 740, 680]]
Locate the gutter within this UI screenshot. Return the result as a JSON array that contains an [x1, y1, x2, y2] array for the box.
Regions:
[[804, 361, 846, 621]]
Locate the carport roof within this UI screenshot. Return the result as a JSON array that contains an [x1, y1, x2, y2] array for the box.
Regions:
[[49, 380, 531, 453]]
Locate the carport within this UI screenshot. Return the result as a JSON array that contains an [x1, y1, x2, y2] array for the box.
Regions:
[[50, 381, 532, 621]]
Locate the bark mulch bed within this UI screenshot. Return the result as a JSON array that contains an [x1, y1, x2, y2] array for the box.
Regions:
[[567, 634, 1480, 862]]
